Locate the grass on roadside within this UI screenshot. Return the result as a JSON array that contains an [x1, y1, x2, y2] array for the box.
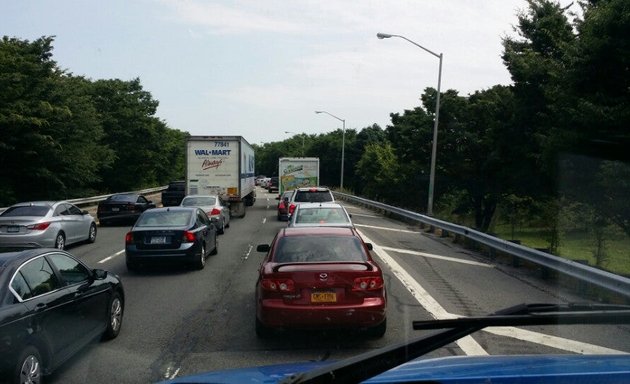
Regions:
[[493, 223, 630, 277]]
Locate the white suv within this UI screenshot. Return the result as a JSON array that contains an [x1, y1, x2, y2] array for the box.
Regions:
[[287, 187, 335, 218]]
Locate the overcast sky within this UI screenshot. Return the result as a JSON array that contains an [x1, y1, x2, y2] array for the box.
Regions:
[[2, 0, 567, 145]]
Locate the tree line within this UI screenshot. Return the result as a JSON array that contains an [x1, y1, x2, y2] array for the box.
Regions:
[[0, 36, 187, 206]]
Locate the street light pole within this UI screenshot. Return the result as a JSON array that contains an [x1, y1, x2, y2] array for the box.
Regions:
[[377, 32, 443, 216], [315, 111, 346, 190], [284, 131, 305, 157]]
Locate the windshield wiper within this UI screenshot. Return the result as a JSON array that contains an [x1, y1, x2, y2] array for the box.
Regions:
[[280, 303, 630, 384]]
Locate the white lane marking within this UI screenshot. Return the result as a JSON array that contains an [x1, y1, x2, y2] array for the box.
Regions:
[[164, 365, 181, 379], [348, 213, 381, 218], [358, 229, 625, 355], [98, 249, 124, 264], [243, 244, 253, 260], [380, 246, 493, 268], [485, 327, 627, 355], [262, 217, 267, 224], [355, 223, 421, 234], [358, 230, 489, 356]]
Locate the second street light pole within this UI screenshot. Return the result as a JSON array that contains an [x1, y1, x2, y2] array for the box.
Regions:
[[377, 32, 443, 216], [315, 111, 346, 190]]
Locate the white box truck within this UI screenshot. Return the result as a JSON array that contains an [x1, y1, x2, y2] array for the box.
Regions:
[[186, 136, 256, 217], [278, 157, 320, 195]]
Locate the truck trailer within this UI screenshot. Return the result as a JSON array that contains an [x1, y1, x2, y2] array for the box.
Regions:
[[278, 157, 320, 195], [186, 136, 256, 217]]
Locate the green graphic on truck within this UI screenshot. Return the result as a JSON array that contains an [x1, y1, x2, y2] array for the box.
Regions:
[[278, 157, 319, 194]]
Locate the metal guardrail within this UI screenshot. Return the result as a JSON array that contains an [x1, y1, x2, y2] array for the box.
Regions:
[[333, 191, 630, 298], [0, 186, 168, 213], [66, 186, 168, 207]]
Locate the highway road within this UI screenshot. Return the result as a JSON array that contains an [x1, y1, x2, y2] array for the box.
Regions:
[[44, 187, 630, 383]]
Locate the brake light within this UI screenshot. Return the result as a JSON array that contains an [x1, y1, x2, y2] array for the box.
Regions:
[[182, 230, 196, 242], [125, 232, 133, 244], [289, 204, 296, 214], [261, 278, 295, 292], [26, 222, 51, 231], [278, 201, 286, 209], [352, 276, 384, 291], [127, 203, 138, 211], [210, 208, 221, 216]]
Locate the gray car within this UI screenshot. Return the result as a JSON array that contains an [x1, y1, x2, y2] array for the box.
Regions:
[[0, 201, 97, 249], [287, 202, 353, 228], [180, 195, 231, 234]]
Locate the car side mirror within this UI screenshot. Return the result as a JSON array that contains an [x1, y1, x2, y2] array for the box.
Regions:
[[93, 269, 108, 279], [365, 243, 373, 251], [275, 196, 280, 200], [257, 244, 270, 252], [82, 210, 90, 215]]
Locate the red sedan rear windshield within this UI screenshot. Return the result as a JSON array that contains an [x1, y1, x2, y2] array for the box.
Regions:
[[274, 236, 366, 263]]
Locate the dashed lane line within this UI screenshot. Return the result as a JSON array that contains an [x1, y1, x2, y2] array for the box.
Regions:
[[98, 249, 124, 264]]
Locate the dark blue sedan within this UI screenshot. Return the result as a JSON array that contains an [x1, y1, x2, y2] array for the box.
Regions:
[[125, 207, 218, 271]]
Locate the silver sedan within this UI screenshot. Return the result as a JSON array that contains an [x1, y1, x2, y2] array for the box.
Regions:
[[0, 201, 97, 249], [180, 195, 231, 234]]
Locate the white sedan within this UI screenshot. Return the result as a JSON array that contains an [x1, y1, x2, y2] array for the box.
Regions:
[[180, 195, 231, 234]]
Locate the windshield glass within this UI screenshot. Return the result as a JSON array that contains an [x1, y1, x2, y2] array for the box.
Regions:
[[275, 235, 367, 263], [2, 0, 628, 383], [182, 197, 216, 206], [1, 206, 49, 217], [135, 210, 192, 227], [294, 207, 350, 225]]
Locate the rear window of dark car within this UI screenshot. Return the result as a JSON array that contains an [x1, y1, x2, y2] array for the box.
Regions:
[[107, 194, 136, 202], [135, 210, 192, 227], [294, 191, 333, 203], [273, 235, 366, 263], [1, 206, 49, 217]]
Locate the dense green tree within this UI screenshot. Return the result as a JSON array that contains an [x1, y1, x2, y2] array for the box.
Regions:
[[90, 78, 165, 192], [355, 142, 401, 204], [0, 36, 113, 204]]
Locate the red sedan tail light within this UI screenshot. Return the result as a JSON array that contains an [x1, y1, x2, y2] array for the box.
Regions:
[[125, 232, 133, 244], [182, 231, 196, 243], [352, 276, 384, 291], [278, 201, 286, 210], [26, 222, 51, 231], [210, 208, 221, 216], [261, 278, 295, 292]]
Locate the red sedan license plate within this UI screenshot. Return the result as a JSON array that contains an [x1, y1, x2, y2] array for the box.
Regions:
[[311, 292, 336, 303], [150, 236, 167, 244]]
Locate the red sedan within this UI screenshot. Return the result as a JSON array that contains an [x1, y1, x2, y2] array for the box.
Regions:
[[255, 226, 387, 337]]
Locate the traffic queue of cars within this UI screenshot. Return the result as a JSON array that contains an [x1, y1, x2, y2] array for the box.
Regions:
[[0, 190, 228, 383], [263, 184, 386, 338], [0, 185, 371, 382]]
